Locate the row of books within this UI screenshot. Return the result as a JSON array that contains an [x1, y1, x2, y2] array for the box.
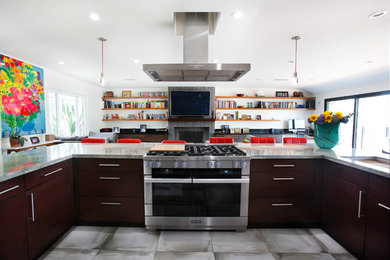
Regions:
[[258, 101, 299, 109], [103, 100, 168, 109], [137, 91, 167, 97], [216, 100, 238, 108], [126, 112, 168, 120]]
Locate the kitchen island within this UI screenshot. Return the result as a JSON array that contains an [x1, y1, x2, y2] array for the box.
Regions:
[[0, 143, 388, 260]]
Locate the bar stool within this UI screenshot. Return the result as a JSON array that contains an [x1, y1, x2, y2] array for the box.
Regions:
[[118, 138, 142, 143], [209, 137, 234, 144], [251, 137, 275, 143], [162, 140, 186, 144], [81, 138, 106, 143], [283, 137, 307, 144]]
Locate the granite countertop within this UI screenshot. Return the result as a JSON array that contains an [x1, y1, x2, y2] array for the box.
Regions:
[[1, 143, 389, 183]]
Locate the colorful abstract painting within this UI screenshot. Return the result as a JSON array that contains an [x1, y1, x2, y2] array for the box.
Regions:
[[0, 54, 45, 137]]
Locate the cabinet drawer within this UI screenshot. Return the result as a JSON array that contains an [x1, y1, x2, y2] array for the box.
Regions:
[[249, 197, 317, 226], [251, 159, 316, 172], [75, 159, 143, 173], [79, 196, 144, 224], [326, 161, 368, 188], [369, 174, 389, 197], [77, 171, 143, 197], [0, 176, 25, 202], [250, 171, 316, 197], [25, 160, 71, 190]]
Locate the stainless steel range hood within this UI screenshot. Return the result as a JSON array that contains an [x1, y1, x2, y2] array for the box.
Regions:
[[143, 12, 251, 82]]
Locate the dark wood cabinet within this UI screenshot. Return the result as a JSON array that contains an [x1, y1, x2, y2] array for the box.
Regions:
[[26, 160, 74, 260], [322, 171, 366, 259], [0, 177, 28, 260], [249, 159, 320, 227], [365, 175, 389, 260], [75, 159, 144, 225]]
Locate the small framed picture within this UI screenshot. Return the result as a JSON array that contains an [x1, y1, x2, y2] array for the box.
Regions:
[[112, 127, 120, 133], [125, 102, 131, 108], [275, 91, 289, 97], [122, 91, 132, 97], [256, 115, 262, 120], [30, 136, 40, 144], [140, 124, 147, 133]]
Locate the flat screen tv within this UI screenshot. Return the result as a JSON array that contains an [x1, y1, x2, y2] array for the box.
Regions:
[[170, 91, 211, 117]]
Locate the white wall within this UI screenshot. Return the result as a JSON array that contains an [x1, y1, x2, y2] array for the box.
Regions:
[[314, 79, 389, 115], [45, 68, 103, 134]]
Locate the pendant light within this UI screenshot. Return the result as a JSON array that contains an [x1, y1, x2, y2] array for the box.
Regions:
[[291, 36, 300, 85], [98, 37, 107, 86]]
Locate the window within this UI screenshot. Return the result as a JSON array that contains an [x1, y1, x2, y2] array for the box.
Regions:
[[48, 91, 85, 137], [325, 90, 390, 151]]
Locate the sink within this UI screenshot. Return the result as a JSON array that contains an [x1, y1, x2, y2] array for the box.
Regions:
[[341, 156, 390, 169]]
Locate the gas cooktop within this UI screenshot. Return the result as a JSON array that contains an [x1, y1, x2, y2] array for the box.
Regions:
[[146, 145, 246, 157]]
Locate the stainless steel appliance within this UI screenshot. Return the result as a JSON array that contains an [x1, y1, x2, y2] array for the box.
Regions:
[[143, 145, 250, 231]]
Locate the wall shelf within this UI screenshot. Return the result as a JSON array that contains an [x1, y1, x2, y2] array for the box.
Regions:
[[216, 96, 315, 99], [102, 119, 168, 121], [102, 108, 167, 110], [102, 96, 167, 100], [216, 119, 280, 122], [216, 108, 315, 110]]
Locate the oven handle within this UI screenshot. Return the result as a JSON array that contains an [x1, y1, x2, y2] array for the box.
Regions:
[[144, 177, 192, 184], [193, 178, 249, 184]]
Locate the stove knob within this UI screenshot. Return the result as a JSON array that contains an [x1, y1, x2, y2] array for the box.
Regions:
[[214, 161, 221, 168], [240, 160, 247, 168], [233, 160, 240, 168], [147, 161, 153, 168], [206, 161, 214, 168], [181, 161, 187, 168], [155, 160, 162, 168], [173, 161, 179, 168]]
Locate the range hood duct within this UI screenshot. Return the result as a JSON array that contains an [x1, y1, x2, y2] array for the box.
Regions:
[[143, 12, 250, 82]]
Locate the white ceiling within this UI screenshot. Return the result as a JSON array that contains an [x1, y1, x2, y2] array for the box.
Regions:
[[0, 0, 389, 93]]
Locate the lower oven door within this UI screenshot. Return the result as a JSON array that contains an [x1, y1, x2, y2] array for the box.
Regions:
[[144, 178, 192, 216], [192, 178, 249, 217]]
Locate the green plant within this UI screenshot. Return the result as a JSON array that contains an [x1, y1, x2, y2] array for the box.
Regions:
[[9, 126, 27, 146]]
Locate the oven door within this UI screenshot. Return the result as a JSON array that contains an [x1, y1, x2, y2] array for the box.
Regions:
[[192, 178, 249, 217], [144, 178, 192, 217]]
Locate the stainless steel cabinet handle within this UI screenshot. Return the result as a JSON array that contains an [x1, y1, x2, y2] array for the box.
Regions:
[[30, 193, 35, 222], [98, 163, 120, 167], [100, 202, 122, 206], [378, 203, 390, 211], [0, 185, 19, 195], [43, 168, 62, 177], [193, 178, 249, 184], [273, 164, 295, 168], [273, 177, 295, 181], [272, 203, 293, 207], [99, 177, 121, 180], [144, 177, 192, 184], [358, 190, 363, 218]]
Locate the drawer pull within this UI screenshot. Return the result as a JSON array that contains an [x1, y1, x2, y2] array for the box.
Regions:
[[272, 203, 293, 207], [43, 168, 62, 177], [273, 164, 295, 168], [358, 190, 363, 218], [30, 193, 35, 222], [99, 177, 121, 180], [273, 177, 295, 181], [100, 202, 122, 206], [98, 163, 120, 167], [0, 185, 19, 195], [378, 203, 390, 211]]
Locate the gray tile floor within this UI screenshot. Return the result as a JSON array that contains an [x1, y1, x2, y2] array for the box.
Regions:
[[40, 227, 357, 260]]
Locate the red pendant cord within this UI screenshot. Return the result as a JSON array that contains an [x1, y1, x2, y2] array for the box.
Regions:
[[294, 38, 298, 74], [101, 40, 104, 74]]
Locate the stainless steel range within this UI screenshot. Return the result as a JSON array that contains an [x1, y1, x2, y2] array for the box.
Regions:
[[143, 144, 250, 231]]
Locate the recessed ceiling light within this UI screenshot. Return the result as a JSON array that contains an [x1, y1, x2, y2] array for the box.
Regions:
[[232, 11, 243, 19], [368, 10, 387, 19], [133, 59, 140, 64], [89, 13, 100, 21], [58, 61, 65, 65]]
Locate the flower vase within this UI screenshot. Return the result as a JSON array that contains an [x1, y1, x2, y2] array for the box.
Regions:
[[314, 122, 340, 149], [9, 138, 20, 148]]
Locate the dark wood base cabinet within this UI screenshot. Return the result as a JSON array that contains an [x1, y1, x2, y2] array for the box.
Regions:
[[0, 176, 28, 260], [75, 159, 144, 226], [248, 159, 320, 227]]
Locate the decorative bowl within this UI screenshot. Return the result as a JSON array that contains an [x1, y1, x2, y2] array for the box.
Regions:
[[236, 94, 245, 97]]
